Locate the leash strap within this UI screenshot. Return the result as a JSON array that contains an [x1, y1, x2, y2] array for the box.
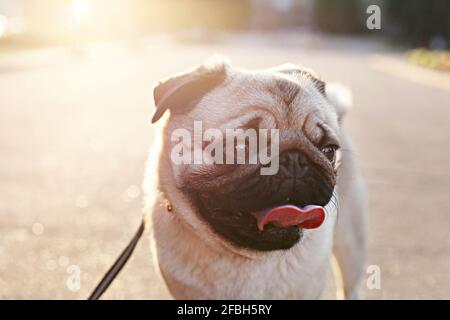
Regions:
[[88, 219, 146, 300]]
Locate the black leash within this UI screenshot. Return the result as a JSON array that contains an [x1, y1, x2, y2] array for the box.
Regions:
[[88, 218, 147, 300]]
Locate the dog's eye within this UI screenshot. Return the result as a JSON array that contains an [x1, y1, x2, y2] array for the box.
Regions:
[[321, 145, 338, 164]]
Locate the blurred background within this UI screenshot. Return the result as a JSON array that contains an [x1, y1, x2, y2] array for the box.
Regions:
[[0, 0, 449, 299]]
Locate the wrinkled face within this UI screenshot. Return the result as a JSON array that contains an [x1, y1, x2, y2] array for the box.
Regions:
[[158, 63, 342, 251]]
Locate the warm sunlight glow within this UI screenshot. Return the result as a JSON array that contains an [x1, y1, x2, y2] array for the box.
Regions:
[[0, 14, 8, 37], [66, 0, 92, 30]]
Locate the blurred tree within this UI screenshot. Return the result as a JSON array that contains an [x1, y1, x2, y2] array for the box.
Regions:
[[133, 0, 252, 33], [313, 0, 450, 49], [313, 0, 368, 33], [384, 0, 450, 49]]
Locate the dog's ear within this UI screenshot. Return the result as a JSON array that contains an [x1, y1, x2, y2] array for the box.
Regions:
[[273, 64, 352, 122], [273, 64, 326, 95], [151, 58, 229, 123], [325, 82, 352, 122]]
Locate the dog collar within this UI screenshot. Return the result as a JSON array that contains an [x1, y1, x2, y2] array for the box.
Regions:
[[165, 199, 173, 212]]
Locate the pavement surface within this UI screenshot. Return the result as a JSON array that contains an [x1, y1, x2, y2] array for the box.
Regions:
[[0, 31, 449, 299]]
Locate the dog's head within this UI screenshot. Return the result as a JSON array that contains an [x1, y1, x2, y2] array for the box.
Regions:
[[152, 57, 348, 252]]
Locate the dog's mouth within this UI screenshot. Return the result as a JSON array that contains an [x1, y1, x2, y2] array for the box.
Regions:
[[185, 158, 335, 251], [190, 189, 330, 251], [251, 204, 325, 232]]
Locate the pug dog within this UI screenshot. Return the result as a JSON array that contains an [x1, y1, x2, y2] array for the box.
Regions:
[[143, 57, 367, 300]]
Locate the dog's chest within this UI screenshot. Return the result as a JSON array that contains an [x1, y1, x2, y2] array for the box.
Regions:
[[194, 243, 331, 299], [153, 210, 335, 300]]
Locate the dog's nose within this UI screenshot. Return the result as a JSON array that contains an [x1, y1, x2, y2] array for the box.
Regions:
[[279, 150, 310, 177]]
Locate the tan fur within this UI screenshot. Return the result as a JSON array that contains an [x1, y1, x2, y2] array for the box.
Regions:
[[143, 59, 367, 299]]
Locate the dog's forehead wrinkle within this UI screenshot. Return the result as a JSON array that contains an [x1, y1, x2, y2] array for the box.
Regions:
[[171, 65, 338, 145], [317, 122, 339, 144], [300, 84, 339, 128], [261, 73, 330, 130], [296, 88, 339, 131], [267, 109, 326, 151]]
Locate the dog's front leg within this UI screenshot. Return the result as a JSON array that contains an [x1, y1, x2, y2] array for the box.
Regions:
[[332, 181, 367, 299], [331, 136, 368, 300]]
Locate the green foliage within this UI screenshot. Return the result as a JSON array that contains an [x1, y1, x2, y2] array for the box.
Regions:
[[408, 49, 450, 72]]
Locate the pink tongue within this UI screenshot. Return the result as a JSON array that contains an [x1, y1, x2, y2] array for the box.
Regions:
[[252, 205, 325, 231]]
